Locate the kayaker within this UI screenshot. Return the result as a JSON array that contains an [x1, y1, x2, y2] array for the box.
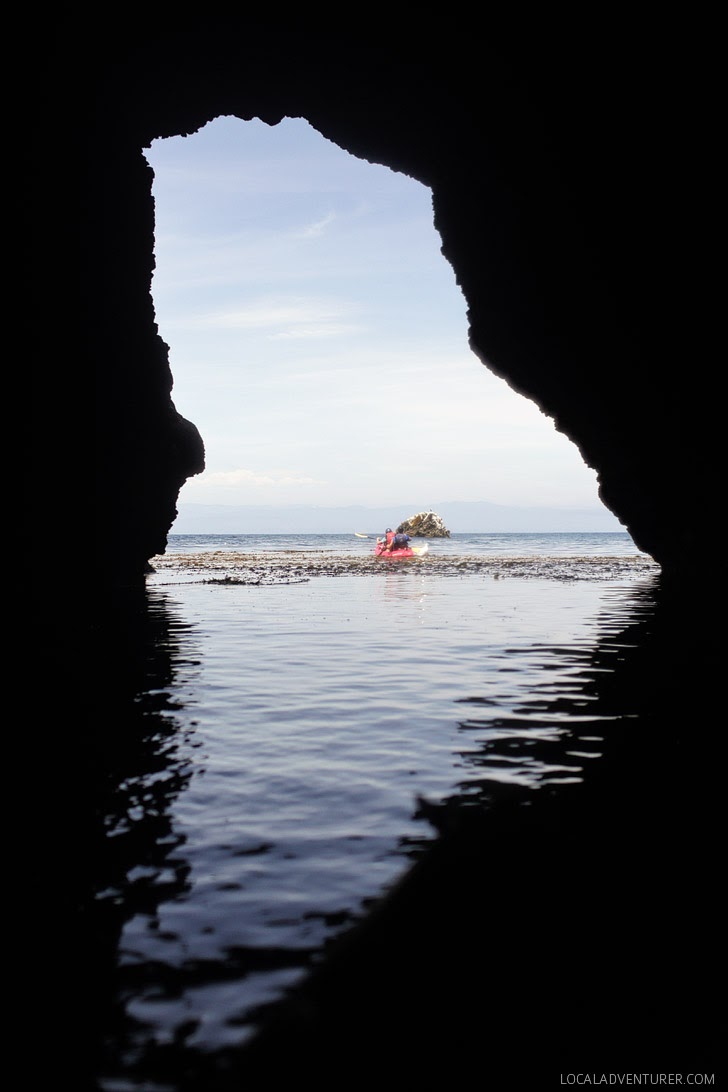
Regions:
[[385, 530, 411, 551]]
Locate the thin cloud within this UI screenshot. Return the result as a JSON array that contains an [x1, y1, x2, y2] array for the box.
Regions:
[[198, 468, 326, 488], [165, 296, 358, 336], [269, 322, 363, 340], [296, 211, 337, 238]]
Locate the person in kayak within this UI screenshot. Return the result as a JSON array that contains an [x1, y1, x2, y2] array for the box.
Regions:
[[383, 529, 411, 552]]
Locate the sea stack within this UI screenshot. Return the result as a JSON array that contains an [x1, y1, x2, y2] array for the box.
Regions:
[[396, 511, 451, 538]]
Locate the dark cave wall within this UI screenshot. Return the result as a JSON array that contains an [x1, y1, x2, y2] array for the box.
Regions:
[[84, 125, 205, 577], [65, 18, 716, 580]]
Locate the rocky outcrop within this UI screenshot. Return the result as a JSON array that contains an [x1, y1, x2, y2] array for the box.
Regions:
[[397, 512, 451, 538]]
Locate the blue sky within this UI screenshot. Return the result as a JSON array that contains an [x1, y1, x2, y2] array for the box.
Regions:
[[144, 116, 611, 515]]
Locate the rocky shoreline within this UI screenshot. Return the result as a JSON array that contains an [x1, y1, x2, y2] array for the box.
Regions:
[[148, 549, 658, 585]]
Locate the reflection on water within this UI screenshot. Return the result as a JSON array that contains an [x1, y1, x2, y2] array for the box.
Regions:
[[81, 574, 720, 1088], [80, 590, 199, 1085]]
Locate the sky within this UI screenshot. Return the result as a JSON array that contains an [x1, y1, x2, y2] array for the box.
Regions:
[[144, 116, 612, 517]]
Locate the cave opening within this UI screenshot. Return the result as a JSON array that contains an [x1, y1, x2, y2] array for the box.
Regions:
[[53, 28, 720, 1083], [143, 115, 615, 534]]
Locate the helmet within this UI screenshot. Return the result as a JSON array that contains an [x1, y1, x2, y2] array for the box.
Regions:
[[385, 528, 392, 533]]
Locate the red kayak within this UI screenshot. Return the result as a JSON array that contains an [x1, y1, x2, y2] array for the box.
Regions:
[[374, 541, 429, 559]]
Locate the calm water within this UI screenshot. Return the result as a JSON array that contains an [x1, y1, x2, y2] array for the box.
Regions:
[[91, 533, 663, 1086]]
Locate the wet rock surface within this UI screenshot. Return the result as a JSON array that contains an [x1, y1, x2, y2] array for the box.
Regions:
[[149, 549, 658, 585]]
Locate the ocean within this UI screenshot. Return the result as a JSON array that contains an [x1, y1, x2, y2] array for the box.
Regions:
[[89, 532, 699, 1086]]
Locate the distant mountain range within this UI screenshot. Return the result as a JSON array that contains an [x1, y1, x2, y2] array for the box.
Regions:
[[171, 501, 625, 534]]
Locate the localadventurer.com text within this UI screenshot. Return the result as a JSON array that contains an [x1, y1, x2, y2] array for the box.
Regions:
[[560, 1078, 715, 1087]]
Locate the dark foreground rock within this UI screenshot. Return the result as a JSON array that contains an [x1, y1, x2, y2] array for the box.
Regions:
[[397, 511, 451, 537]]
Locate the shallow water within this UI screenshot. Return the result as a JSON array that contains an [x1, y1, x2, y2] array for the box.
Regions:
[[89, 535, 664, 1086]]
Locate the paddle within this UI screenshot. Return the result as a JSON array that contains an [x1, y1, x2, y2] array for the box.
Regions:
[[354, 532, 369, 538]]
